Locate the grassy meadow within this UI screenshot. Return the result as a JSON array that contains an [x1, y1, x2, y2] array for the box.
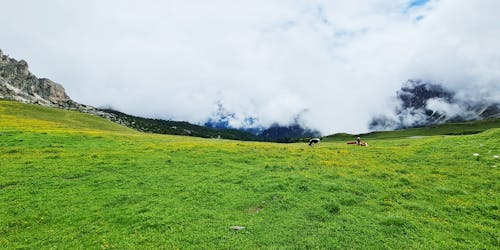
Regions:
[[324, 118, 500, 141], [0, 100, 499, 249]]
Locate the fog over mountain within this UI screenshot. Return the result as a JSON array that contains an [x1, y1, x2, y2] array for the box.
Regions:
[[370, 80, 500, 130], [1, 0, 499, 134]]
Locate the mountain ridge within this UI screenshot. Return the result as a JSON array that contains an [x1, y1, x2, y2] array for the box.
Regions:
[[369, 79, 500, 130]]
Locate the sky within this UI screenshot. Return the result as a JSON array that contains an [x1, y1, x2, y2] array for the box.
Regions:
[[1, 0, 499, 134]]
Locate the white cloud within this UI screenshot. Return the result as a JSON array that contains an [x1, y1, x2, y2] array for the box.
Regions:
[[425, 98, 477, 119], [1, 0, 499, 134]]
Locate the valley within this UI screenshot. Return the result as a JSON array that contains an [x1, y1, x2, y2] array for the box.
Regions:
[[1, 100, 498, 249]]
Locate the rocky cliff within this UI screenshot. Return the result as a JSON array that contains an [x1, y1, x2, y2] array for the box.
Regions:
[[0, 49, 78, 108], [0, 49, 119, 120]]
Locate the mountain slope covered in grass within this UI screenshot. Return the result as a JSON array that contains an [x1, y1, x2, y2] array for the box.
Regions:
[[1, 100, 498, 249], [325, 118, 500, 142], [100, 108, 262, 141]]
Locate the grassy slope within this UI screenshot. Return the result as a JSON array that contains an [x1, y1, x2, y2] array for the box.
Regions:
[[324, 118, 500, 141], [100, 109, 263, 141], [1, 100, 499, 249]]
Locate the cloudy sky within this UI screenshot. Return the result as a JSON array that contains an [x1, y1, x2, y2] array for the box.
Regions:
[[1, 0, 499, 134]]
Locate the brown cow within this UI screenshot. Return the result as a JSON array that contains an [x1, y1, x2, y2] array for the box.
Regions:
[[347, 136, 368, 146]]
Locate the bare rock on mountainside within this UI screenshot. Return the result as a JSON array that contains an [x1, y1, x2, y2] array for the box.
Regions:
[[0, 49, 75, 107], [0, 49, 117, 120]]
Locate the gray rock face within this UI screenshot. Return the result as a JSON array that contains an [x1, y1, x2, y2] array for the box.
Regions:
[[0, 49, 118, 120], [0, 49, 74, 107]]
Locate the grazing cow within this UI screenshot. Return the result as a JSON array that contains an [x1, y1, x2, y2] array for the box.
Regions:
[[309, 138, 320, 146], [347, 136, 369, 146]]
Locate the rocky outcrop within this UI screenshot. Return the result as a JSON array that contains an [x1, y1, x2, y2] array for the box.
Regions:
[[0, 49, 119, 120], [0, 49, 86, 111], [0, 49, 76, 107]]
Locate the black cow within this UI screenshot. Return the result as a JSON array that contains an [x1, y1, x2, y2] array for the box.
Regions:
[[308, 138, 320, 146]]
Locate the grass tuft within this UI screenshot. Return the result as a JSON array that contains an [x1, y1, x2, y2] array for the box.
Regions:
[[323, 202, 341, 215]]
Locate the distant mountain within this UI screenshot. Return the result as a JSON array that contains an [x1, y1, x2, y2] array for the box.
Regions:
[[206, 117, 320, 142], [370, 79, 500, 130], [101, 109, 262, 141], [204, 101, 320, 142], [258, 123, 321, 143], [204, 101, 262, 134], [102, 109, 320, 142]]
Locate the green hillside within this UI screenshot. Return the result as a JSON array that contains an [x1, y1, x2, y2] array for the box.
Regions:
[[0, 100, 135, 134], [324, 118, 500, 141], [1, 100, 499, 249], [100, 108, 263, 141]]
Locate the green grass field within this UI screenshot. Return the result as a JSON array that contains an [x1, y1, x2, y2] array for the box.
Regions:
[[324, 118, 500, 141], [1, 100, 499, 249]]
